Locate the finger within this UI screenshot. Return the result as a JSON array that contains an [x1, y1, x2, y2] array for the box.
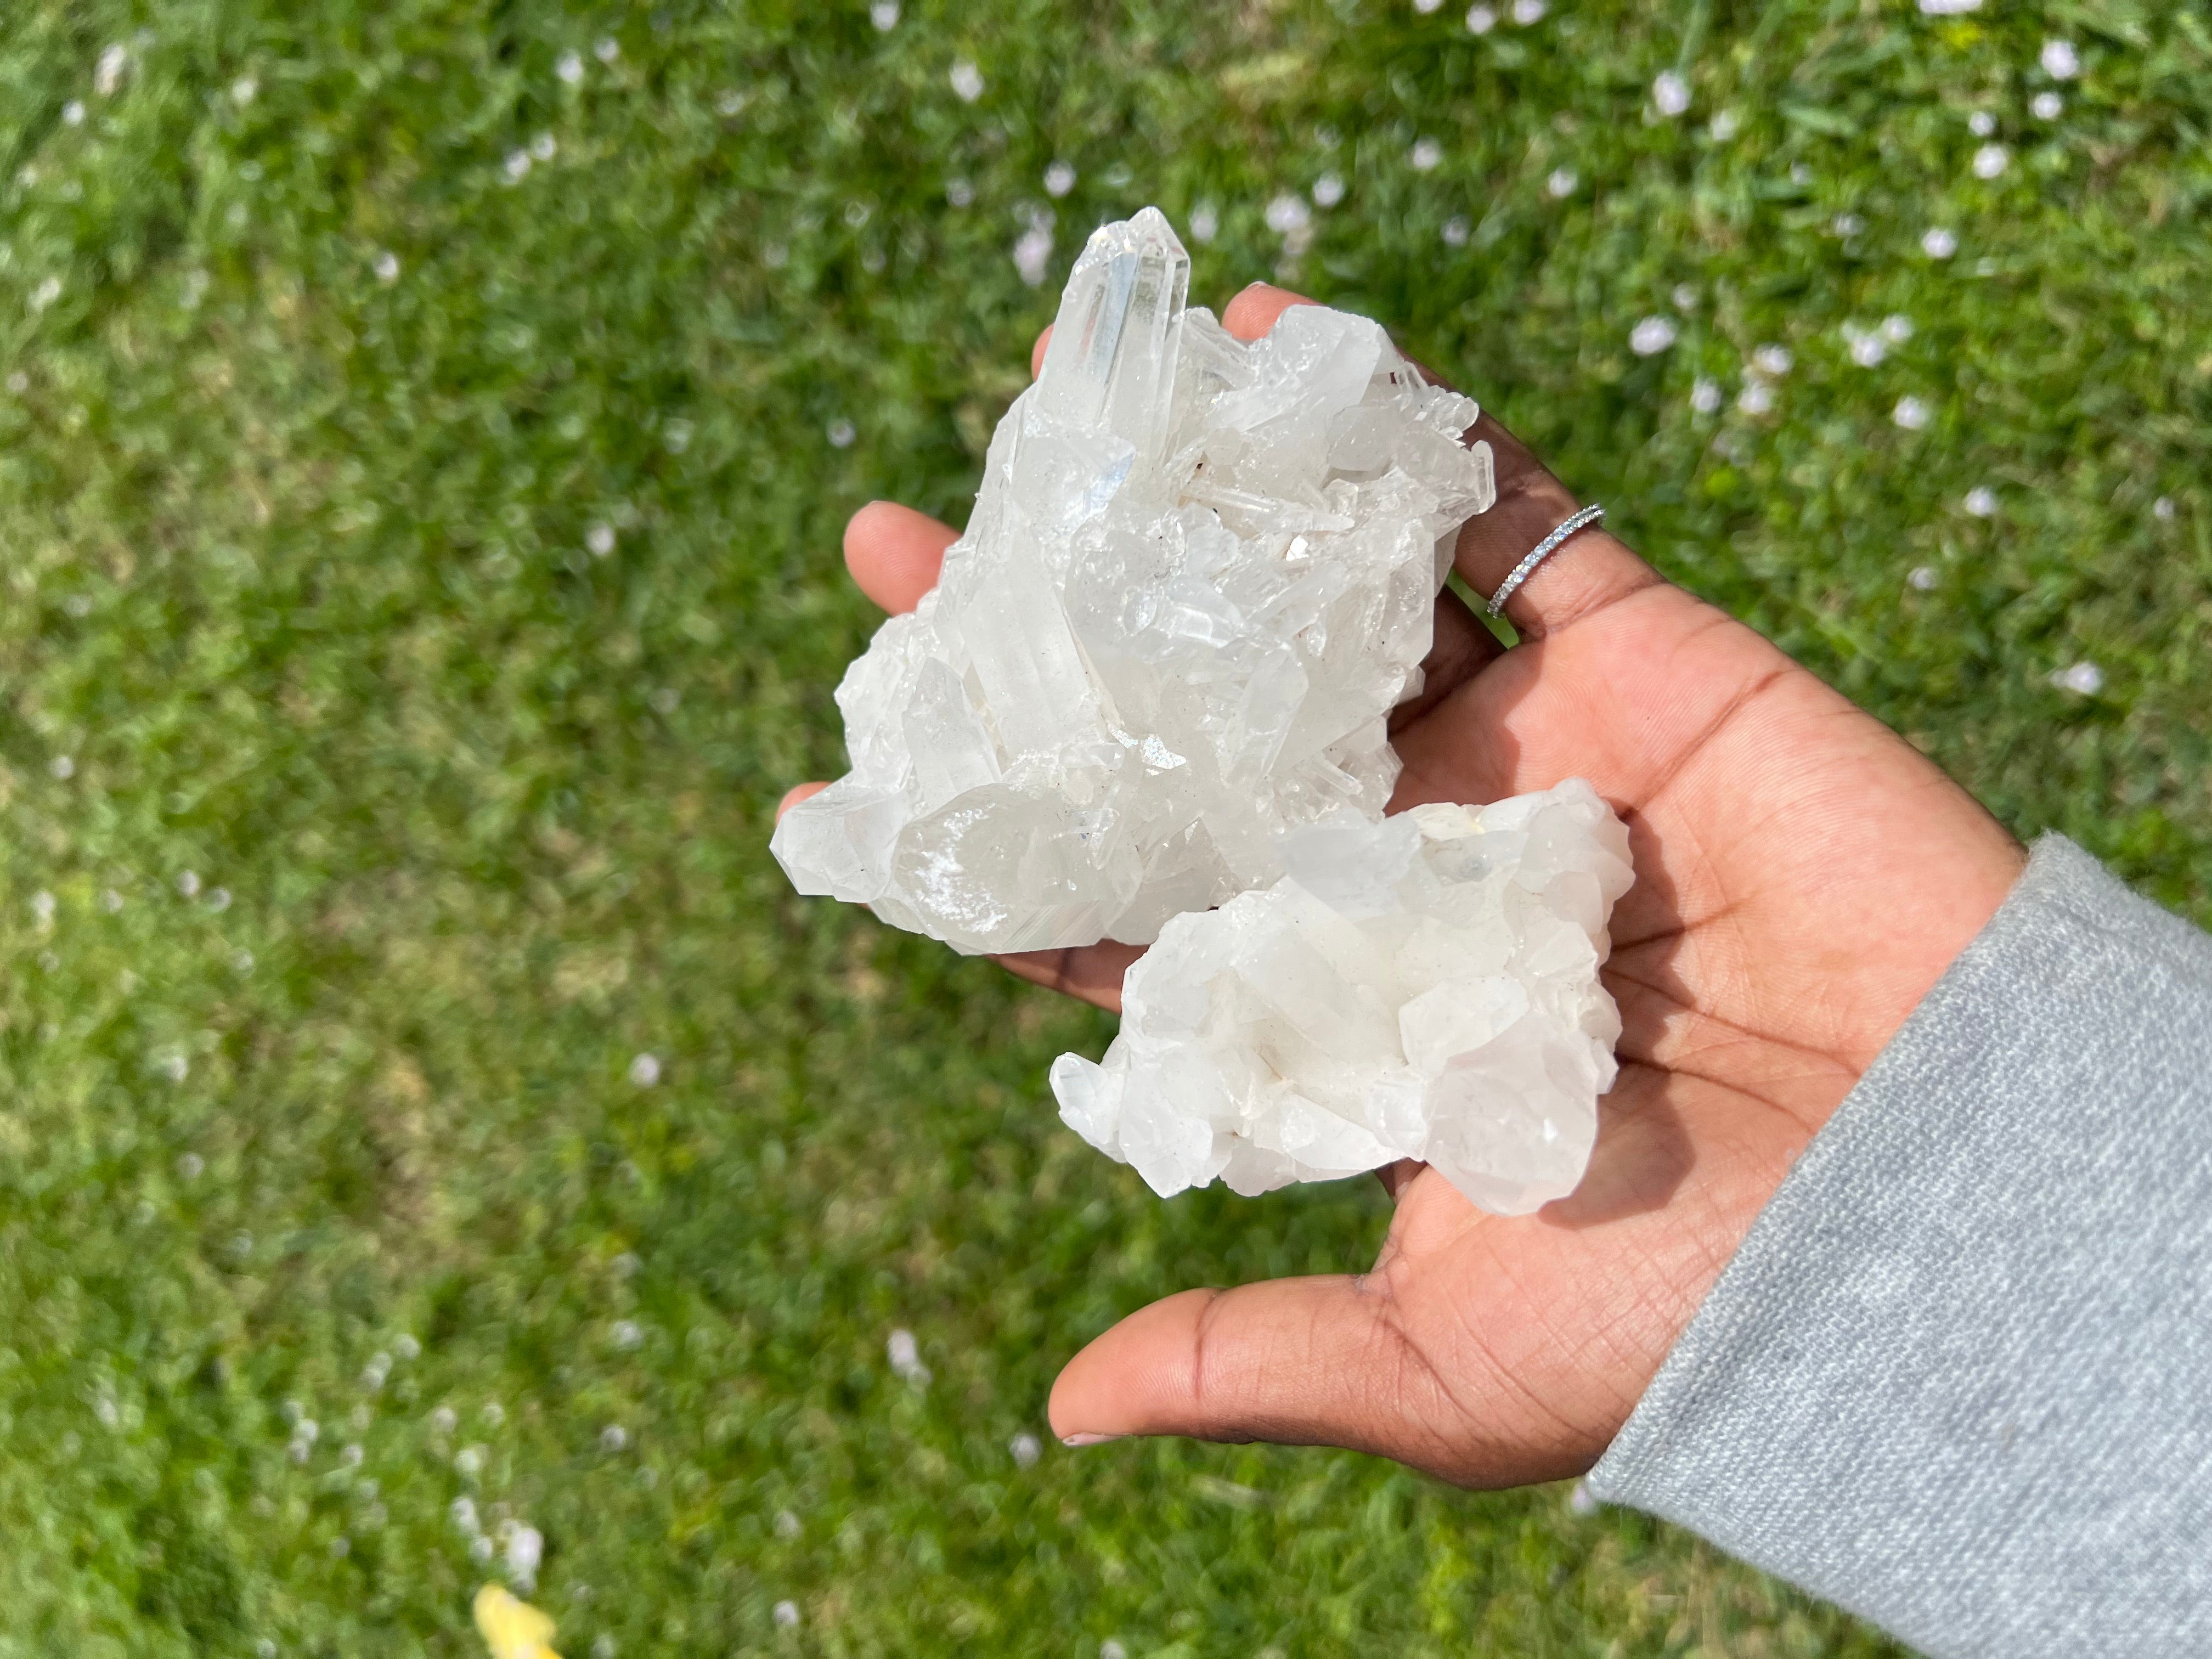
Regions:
[[1374, 1158, 1426, 1201], [1031, 324, 1053, 380], [776, 782, 828, 821], [1221, 281, 1314, 341], [1048, 1278, 1442, 1464], [844, 500, 959, 616], [1448, 411, 1665, 640], [995, 939, 1143, 1014]]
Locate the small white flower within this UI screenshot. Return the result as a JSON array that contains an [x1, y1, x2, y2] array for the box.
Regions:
[[871, 1, 901, 29], [506, 1523, 544, 1587], [611, 1319, 644, 1351], [96, 44, 129, 97], [1752, 344, 1792, 377], [1881, 313, 1914, 345], [1961, 486, 1998, 519], [1917, 0, 1982, 11], [2041, 39, 2080, 81], [945, 177, 974, 207], [773, 1601, 800, 1629], [2052, 661, 2103, 696], [30, 275, 63, 314], [1892, 396, 1931, 430], [586, 522, 616, 557], [1409, 137, 1443, 171], [1831, 211, 1865, 238], [2154, 496, 2177, 520], [371, 249, 400, 284], [471, 1534, 494, 1562], [601, 1424, 629, 1451], [774, 1509, 802, 1540], [1671, 284, 1699, 312], [1187, 203, 1218, 244], [1652, 71, 1690, 118], [63, 100, 86, 127], [1043, 160, 1076, 198], [613, 1250, 641, 1278], [1265, 193, 1311, 235], [341, 1442, 364, 1467], [1545, 167, 1577, 198], [1972, 143, 2008, 179], [1012, 223, 1053, 286], [593, 1638, 618, 1659], [1690, 377, 1721, 414], [1846, 325, 1887, 367], [32, 890, 55, 924], [1466, 3, 1497, 31], [1922, 226, 1959, 259], [503, 150, 532, 183], [1311, 173, 1345, 208], [1737, 380, 1774, 415], [230, 75, 257, 105], [49, 751, 74, 777], [530, 132, 557, 162], [2032, 91, 2063, 121], [1629, 316, 1677, 356], [663, 418, 691, 454], [628, 1052, 661, 1086], [431, 1404, 459, 1434], [1708, 109, 1740, 142], [1414, 0, 1444, 12], [1441, 215, 1470, 246], [1009, 1432, 1042, 1468], [454, 1444, 484, 1475], [1569, 1481, 1600, 1515], [949, 60, 984, 103], [177, 870, 201, 898], [556, 50, 584, 84], [717, 89, 748, 117], [594, 37, 620, 64], [827, 419, 856, 449], [1102, 1643, 1128, 1659], [1511, 0, 1546, 22], [1968, 111, 1995, 137], [887, 1328, 932, 1384], [177, 1151, 203, 1178], [1909, 566, 1939, 591]]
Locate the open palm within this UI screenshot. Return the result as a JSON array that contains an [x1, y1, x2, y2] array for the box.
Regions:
[[780, 284, 2023, 1487]]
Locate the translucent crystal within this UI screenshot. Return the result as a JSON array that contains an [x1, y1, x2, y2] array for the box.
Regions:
[[772, 207, 1497, 953], [1050, 782, 1635, 1215]]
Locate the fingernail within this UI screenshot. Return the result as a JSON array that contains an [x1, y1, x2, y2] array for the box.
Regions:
[[1060, 1432, 1121, 1448]]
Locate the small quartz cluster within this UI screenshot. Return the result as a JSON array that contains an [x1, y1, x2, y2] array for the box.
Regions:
[[771, 207, 1496, 954], [1050, 782, 1634, 1215]]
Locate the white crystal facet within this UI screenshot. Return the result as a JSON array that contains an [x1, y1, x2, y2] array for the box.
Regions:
[[772, 208, 1497, 954], [1050, 781, 1634, 1215]]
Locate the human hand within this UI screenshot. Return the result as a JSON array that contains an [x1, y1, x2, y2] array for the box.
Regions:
[[779, 284, 2024, 1487]]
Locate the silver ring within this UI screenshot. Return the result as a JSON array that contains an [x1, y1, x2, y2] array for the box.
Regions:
[[1487, 503, 1605, 617]]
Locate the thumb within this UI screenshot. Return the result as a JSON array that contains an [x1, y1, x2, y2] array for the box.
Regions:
[[1047, 1277, 1430, 1458]]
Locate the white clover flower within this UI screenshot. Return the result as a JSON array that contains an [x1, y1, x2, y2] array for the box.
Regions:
[[530, 132, 556, 162], [774, 1509, 802, 1539], [1265, 193, 1311, 235], [871, 1, 901, 29], [628, 1052, 661, 1086], [1972, 143, 2009, 179], [1409, 137, 1443, 171], [2051, 661, 2103, 695], [1737, 380, 1774, 415], [594, 37, 620, 63], [1708, 109, 1740, 141], [1922, 226, 1959, 259], [773, 1601, 800, 1629], [371, 249, 400, 283], [1466, 4, 1497, 32], [1187, 203, 1218, 244], [1846, 324, 1887, 367], [1511, 0, 1546, 22], [1013, 222, 1053, 285], [1545, 167, 1577, 198], [1690, 377, 1721, 414], [1917, 0, 1982, 12], [1043, 161, 1075, 198], [1963, 486, 1997, 517], [1629, 316, 1677, 356], [1009, 1432, 1042, 1468], [63, 99, 86, 126], [1311, 173, 1345, 207], [1909, 566, 1939, 591], [2032, 92, 2063, 121], [503, 150, 532, 183], [1752, 344, 1792, 377], [1831, 211, 1865, 238], [96, 44, 129, 97], [827, 419, 856, 449], [1441, 215, 1470, 246], [2041, 39, 2080, 80], [556, 50, 583, 84], [1968, 111, 1995, 137], [1892, 396, 1931, 430], [1652, 71, 1690, 118], [1414, 0, 1445, 12], [949, 60, 984, 103], [230, 75, 257, 105], [1881, 314, 1914, 345], [2154, 496, 2176, 521]]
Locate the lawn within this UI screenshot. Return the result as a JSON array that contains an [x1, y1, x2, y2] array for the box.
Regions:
[[0, 1, 2205, 1654]]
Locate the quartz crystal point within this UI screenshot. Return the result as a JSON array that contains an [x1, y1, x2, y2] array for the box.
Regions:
[[1049, 781, 1635, 1215], [771, 207, 1498, 953]]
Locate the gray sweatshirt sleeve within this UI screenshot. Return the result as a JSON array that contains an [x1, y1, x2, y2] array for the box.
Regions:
[[1586, 834, 2212, 1657]]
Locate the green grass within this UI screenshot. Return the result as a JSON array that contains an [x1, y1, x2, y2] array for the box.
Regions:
[[1, 1, 2205, 1653]]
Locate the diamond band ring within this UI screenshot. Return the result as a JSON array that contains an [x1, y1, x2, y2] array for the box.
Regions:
[[1486, 503, 1606, 618]]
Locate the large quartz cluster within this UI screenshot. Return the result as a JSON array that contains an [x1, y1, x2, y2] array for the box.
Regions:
[[1049, 782, 1634, 1215], [774, 207, 1637, 1215], [770, 207, 1497, 954]]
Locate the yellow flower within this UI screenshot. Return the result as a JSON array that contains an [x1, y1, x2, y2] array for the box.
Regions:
[[473, 1584, 562, 1659]]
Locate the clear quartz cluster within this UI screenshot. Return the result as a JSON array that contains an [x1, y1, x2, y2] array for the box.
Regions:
[[770, 207, 1497, 953], [1049, 782, 1635, 1215]]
